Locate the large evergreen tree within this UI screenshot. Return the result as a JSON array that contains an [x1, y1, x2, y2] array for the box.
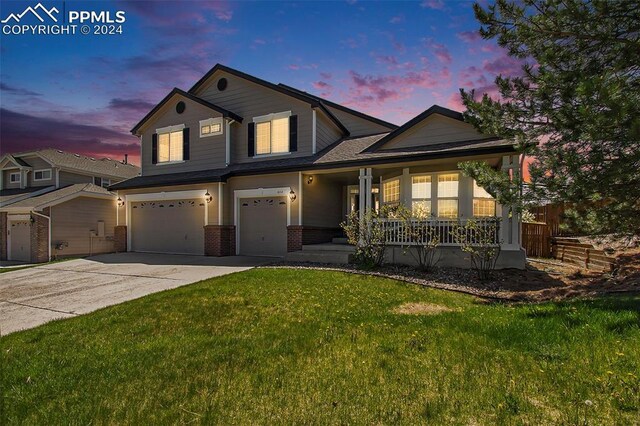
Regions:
[[459, 0, 640, 236]]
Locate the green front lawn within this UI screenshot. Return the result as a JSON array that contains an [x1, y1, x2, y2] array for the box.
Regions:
[[1, 269, 638, 424]]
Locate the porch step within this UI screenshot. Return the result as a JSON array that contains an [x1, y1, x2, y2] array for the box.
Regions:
[[285, 247, 354, 265], [332, 237, 349, 244], [302, 243, 354, 252]]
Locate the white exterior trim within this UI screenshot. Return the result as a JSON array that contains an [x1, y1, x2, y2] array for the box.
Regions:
[[199, 117, 224, 138], [252, 110, 291, 123], [125, 189, 208, 252], [298, 172, 303, 226], [155, 123, 185, 134], [233, 186, 292, 255], [9, 172, 21, 184], [312, 109, 317, 154], [33, 169, 53, 181]]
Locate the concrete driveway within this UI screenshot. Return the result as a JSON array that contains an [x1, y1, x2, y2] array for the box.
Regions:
[[0, 252, 272, 335]]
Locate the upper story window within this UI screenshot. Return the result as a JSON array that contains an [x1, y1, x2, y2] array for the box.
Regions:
[[156, 124, 185, 163], [254, 111, 291, 155], [200, 117, 223, 137], [94, 177, 111, 188], [9, 172, 21, 183], [437, 173, 459, 218], [382, 178, 400, 206], [411, 175, 432, 217], [34, 169, 52, 181], [473, 180, 496, 217]]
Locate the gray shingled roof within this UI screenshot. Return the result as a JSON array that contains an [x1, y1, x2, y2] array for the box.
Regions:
[[33, 149, 140, 179], [0, 186, 55, 207], [111, 134, 516, 191], [1, 184, 113, 211]]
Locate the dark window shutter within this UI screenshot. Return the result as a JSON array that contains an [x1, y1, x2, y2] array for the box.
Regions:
[[152, 133, 158, 164], [289, 115, 298, 152], [183, 128, 190, 160], [248, 122, 255, 157]]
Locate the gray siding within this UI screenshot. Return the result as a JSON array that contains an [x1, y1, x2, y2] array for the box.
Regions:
[[194, 71, 314, 164], [380, 115, 485, 150], [13, 156, 54, 187], [302, 174, 344, 227], [59, 171, 93, 186], [139, 96, 227, 177], [3, 170, 21, 189], [316, 112, 342, 152], [325, 105, 394, 137], [51, 197, 116, 256]]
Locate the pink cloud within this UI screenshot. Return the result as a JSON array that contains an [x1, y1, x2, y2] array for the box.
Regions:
[[457, 31, 481, 43], [320, 72, 332, 80], [423, 39, 452, 65], [389, 14, 404, 24], [420, 0, 445, 10]]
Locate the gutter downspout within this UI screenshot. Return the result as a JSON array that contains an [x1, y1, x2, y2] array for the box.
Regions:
[[31, 210, 51, 262]]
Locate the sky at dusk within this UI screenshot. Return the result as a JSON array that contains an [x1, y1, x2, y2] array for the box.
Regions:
[[0, 0, 521, 166]]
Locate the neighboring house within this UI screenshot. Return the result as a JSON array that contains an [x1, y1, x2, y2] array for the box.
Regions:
[[110, 64, 525, 268], [0, 150, 140, 262]]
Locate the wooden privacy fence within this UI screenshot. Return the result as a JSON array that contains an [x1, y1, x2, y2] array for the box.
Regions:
[[552, 238, 616, 271], [522, 222, 551, 257]]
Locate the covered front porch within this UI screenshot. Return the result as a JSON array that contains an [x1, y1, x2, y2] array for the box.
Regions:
[[288, 154, 525, 268]]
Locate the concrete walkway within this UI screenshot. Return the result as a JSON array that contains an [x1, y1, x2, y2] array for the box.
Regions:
[[0, 252, 273, 335]]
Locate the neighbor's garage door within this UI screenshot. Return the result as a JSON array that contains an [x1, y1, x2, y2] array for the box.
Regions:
[[9, 220, 31, 262], [130, 199, 205, 255], [239, 197, 287, 256]]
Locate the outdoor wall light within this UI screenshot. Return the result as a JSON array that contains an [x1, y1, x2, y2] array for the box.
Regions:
[[288, 190, 297, 202], [306, 175, 314, 185], [204, 190, 213, 204], [117, 197, 125, 207]]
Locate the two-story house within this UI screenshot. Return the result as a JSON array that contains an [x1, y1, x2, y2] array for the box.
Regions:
[[110, 64, 525, 268], [0, 149, 140, 262]]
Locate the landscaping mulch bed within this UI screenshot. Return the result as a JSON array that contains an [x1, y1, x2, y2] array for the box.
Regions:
[[266, 254, 640, 303]]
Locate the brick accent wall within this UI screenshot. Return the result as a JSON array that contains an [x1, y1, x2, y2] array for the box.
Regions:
[[30, 209, 50, 263], [287, 226, 343, 252], [204, 225, 236, 256], [0, 212, 7, 260], [287, 225, 303, 252], [114, 226, 127, 252]]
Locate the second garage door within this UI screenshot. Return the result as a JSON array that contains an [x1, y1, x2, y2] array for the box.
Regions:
[[239, 197, 287, 256], [130, 199, 205, 255]]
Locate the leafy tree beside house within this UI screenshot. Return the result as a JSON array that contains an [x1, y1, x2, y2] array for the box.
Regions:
[[458, 0, 640, 237]]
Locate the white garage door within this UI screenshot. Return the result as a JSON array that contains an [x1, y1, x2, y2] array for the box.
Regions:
[[130, 199, 205, 255], [239, 197, 287, 256], [9, 220, 31, 262]]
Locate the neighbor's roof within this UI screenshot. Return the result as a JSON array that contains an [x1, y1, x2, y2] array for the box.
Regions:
[[0, 183, 113, 211], [33, 149, 140, 179], [110, 133, 516, 191], [0, 186, 55, 208]]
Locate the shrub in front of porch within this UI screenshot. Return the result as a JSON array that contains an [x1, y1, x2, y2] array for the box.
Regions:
[[395, 205, 441, 272], [341, 207, 392, 269], [454, 219, 501, 280]]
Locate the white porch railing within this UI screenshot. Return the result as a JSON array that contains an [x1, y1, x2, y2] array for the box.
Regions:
[[377, 217, 500, 246]]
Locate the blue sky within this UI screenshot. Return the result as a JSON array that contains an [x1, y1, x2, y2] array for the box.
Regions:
[[0, 0, 519, 164]]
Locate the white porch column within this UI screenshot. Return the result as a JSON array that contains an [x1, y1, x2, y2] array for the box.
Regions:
[[364, 168, 373, 213], [401, 168, 411, 208], [500, 155, 521, 249]]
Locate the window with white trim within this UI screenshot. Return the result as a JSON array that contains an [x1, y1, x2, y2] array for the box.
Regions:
[[157, 125, 184, 163], [94, 177, 111, 188], [437, 173, 459, 218], [473, 180, 496, 217], [382, 178, 400, 206], [411, 175, 432, 217], [200, 117, 223, 137], [33, 169, 52, 181], [254, 111, 290, 155], [9, 172, 21, 183]]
